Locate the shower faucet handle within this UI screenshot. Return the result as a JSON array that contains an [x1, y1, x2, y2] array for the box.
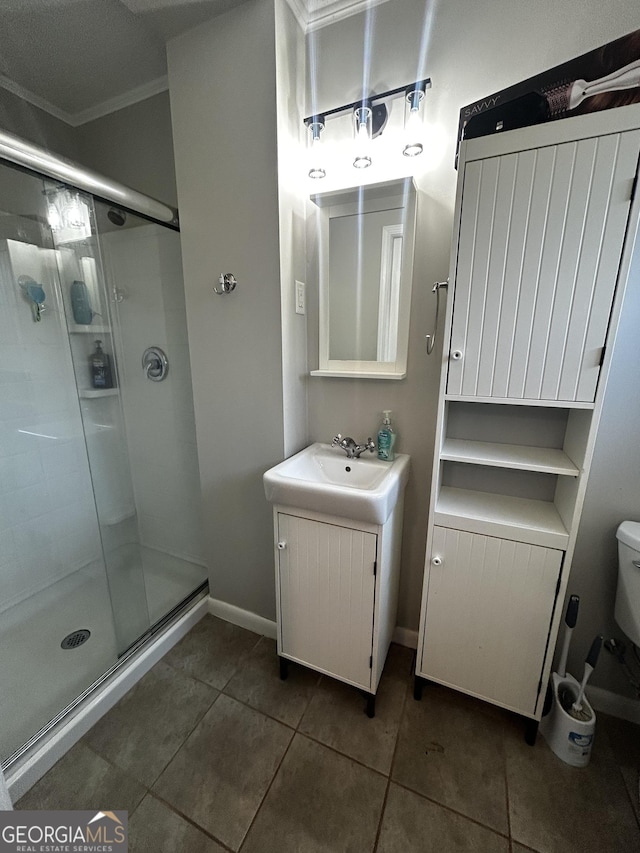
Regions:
[[214, 273, 237, 294]]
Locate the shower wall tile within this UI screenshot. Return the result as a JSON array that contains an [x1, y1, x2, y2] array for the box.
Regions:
[[0, 419, 38, 457], [1, 481, 51, 526], [0, 451, 43, 494], [40, 437, 86, 480], [0, 527, 17, 568]]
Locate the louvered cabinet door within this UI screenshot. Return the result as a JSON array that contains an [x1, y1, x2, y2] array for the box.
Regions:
[[421, 527, 563, 716], [276, 513, 377, 690], [448, 129, 640, 402]]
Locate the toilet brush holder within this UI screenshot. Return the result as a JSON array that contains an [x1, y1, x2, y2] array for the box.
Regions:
[[539, 672, 596, 767]]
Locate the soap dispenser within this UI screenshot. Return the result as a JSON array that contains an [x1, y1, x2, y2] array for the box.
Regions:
[[377, 410, 396, 461]]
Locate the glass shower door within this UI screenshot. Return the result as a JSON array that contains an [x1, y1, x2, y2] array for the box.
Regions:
[[0, 161, 206, 766], [0, 165, 146, 762], [92, 201, 207, 625]]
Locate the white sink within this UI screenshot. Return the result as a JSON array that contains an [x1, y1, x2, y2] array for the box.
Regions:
[[263, 443, 410, 525]]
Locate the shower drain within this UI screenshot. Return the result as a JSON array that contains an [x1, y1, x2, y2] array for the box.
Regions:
[[61, 629, 91, 650]]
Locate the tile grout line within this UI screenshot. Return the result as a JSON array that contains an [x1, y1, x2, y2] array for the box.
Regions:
[[372, 680, 411, 852], [81, 683, 222, 792], [144, 789, 236, 852], [145, 689, 222, 790], [236, 726, 298, 852], [294, 671, 324, 733], [504, 729, 513, 850], [389, 776, 512, 841], [217, 633, 265, 692]]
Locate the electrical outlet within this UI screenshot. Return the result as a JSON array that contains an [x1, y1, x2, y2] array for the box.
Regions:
[[295, 280, 306, 315]]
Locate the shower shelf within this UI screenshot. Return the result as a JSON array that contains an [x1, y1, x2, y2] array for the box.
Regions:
[[69, 324, 111, 334], [79, 388, 119, 399]]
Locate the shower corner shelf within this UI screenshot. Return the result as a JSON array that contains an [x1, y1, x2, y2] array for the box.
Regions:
[[79, 388, 119, 399], [69, 323, 111, 334]]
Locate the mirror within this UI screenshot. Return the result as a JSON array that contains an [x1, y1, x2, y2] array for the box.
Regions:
[[310, 178, 417, 379]]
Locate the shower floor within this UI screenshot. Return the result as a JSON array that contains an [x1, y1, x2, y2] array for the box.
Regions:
[[0, 548, 206, 763]]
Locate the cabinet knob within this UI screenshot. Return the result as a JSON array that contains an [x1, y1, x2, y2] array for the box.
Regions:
[[451, 350, 463, 361], [431, 556, 443, 566], [277, 541, 287, 550]]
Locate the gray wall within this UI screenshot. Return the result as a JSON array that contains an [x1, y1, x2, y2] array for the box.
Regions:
[[167, 0, 286, 619], [0, 87, 78, 160], [275, 0, 309, 457], [74, 92, 178, 208], [305, 0, 640, 701], [569, 245, 640, 697]]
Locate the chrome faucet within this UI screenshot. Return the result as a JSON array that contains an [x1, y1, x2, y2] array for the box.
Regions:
[[331, 434, 376, 459]]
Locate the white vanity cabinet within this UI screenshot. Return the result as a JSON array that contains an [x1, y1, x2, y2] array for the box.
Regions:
[[273, 498, 405, 714], [416, 105, 640, 735], [424, 527, 563, 715]]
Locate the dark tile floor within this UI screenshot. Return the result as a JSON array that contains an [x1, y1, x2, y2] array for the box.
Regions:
[[17, 615, 640, 852]]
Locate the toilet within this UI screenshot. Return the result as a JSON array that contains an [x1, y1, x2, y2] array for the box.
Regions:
[[615, 521, 640, 646]]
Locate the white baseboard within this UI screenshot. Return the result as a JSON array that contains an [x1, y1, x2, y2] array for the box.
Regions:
[[207, 597, 418, 652], [393, 626, 418, 649], [586, 685, 640, 724], [6, 597, 208, 802], [208, 597, 277, 640]]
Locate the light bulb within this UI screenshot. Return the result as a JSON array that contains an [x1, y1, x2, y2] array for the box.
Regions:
[[353, 105, 372, 169], [307, 118, 326, 179], [403, 87, 425, 157]]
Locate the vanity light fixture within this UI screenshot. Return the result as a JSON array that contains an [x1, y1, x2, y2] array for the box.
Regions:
[[353, 103, 373, 169], [307, 117, 327, 179], [403, 81, 428, 157], [303, 78, 430, 178]]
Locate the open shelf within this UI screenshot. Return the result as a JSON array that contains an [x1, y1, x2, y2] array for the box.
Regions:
[[78, 388, 118, 399], [68, 324, 111, 334], [441, 438, 579, 476], [435, 486, 569, 550]]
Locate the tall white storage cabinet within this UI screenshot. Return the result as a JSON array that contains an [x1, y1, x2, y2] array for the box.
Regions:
[[416, 105, 640, 739]]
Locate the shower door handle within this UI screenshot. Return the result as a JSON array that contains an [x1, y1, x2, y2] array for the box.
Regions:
[[142, 347, 169, 382]]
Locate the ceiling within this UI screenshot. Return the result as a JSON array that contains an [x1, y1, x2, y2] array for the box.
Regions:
[[0, 0, 384, 126]]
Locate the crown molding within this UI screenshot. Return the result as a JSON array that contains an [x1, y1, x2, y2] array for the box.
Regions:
[[0, 74, 169, 128], [0, 72, 76, 126], [0, 0, 389, 127], [302, 0, 390, 32], [69, 76, 169, 127]]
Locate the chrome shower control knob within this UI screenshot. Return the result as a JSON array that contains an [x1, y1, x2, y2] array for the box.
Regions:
[[214, 273, 237, 294], [142, 346, 169, 381]]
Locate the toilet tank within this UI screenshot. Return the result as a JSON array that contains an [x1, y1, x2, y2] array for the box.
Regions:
[[615, 521, 640, 647]]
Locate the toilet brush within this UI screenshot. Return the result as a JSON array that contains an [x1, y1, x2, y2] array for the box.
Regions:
[[564, 635, 603, 722], [557, 595, 580, 678]]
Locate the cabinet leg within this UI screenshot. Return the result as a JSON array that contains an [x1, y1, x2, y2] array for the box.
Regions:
[[413, 675, 424, 701], [524, 718, 539, 746], [365, 693, 376, 718], [279, 656, 289, 681]]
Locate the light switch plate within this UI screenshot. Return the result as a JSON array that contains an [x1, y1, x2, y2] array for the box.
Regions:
[[295, 280, 305, 315]]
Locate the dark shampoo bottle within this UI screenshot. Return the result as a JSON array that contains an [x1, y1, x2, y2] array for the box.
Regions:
[[90, 340, 114, 389]]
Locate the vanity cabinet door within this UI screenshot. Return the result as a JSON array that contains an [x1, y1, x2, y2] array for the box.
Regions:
[[276, 513, 377, 690], [447, 128, 640, 402], [421, 526, 563, 716]]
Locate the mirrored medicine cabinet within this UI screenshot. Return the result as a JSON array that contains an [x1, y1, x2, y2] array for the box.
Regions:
[[310, 178, 417, 379]]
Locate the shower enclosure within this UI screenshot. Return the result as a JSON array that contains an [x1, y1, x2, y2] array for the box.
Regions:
[[0, 146, 207, 766]]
